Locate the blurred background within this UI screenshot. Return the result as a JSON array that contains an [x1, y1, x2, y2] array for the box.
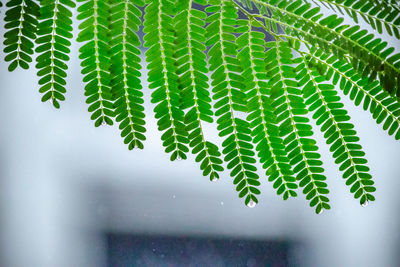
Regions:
[[0, 4, 400, 267]]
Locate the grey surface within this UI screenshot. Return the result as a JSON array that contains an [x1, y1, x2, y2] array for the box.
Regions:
[[0, 5, 400, 267]]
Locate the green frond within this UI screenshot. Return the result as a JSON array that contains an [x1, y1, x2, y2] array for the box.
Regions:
[[237, 0, 253, 9], [311, 0, 400, 39], [298, 52, 375, 206], [143, 0, 189, 161], [77, 0, 114, 127], [251, 0, 400, 97], [2, 0, 399, 212], [237, 19, 298, 200], [267, 39, 330, 214], [206, 0, 260, 207], [174, 0, 224, 179], [109, 0, 146, 150], [307, 48, 400, 141], [3, 0, 39, 71], [35, 0, 75, 109]]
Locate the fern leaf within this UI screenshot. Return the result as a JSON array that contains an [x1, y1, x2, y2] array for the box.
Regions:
[[174, 0, 224, 179], [35, 0, 75, 109], [108, 0, 146, 150], [251, 0, 400, 97], [237, 0, 253, 9], [307, 48, 400, 141], [3, 0, 40, 71], [77, 0, 114, 127], [143, 0, 189, 161], [206, 0, 260, 206], [312, 0, 400, 39], [237, 19, 298, 200], [267, 39, 330, 214], [298, 52, 375, 206]]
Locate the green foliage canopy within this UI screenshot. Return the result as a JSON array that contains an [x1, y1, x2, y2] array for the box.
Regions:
[[2, 0, 400, 213]]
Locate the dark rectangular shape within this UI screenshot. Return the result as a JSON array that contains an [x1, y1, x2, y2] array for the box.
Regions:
[[107, 233, 292, 267]]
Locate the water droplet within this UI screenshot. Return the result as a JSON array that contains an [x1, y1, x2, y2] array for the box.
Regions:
[[317, 208, 324, 215], [49, 98, 53, 105], [220, 201, 224, 206], [102, 121, 107, 126], [176, 155, 182, 161], [172, 195, 176, 199], [361, 200, 369, 207], [152, 248, 156, 252], [211, 177, 218, 182], [247, 200, 257, 208]]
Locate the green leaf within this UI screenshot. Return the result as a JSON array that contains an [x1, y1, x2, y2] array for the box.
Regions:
[[35, 0, 74, 108], [109, 0, 146, 150], [3, 0, 39, 71], [77, 0, 114, 127]]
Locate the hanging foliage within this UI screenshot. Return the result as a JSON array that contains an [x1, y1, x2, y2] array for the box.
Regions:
[[3, 0, 400, 213]]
